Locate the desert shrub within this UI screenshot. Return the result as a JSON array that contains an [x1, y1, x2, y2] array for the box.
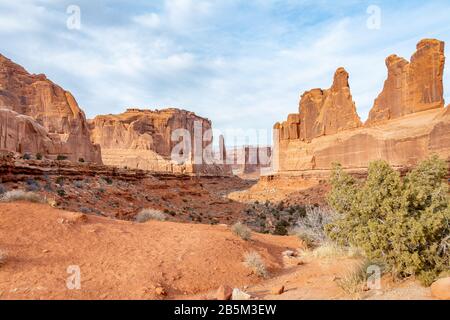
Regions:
[[0, 250, 7, 266], [73, 180, 84, 189], [57, 189, 66, 197], [78, 158, 85, 163], [102, 177, 113, 185], [326, 157, 450, 286], [25, 178, 40, 192], [0, 190, 45, 203], [56, 177, 64, 186], [243, 251, 268, 278], [274, 220, 289, 236], [36, 153, 43, 160], [231, 222, 252, 241], [337, 259, 382, 295], [135, 209, 167, 223], [0, 184, 6, 195], [57, 155, 68, 161], [22, 153, 32, 160], [292, 206, 339, 248]]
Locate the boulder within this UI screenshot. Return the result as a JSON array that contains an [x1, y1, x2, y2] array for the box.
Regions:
[[216, 285, 233, 300], [231, 288, 252, 300], [431, 278, 450, 300]]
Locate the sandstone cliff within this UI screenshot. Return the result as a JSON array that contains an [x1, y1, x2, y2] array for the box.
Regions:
[[273, 39, 449, 173], [367, 39, 445, 124], [0, 54, 102, 163], [90, 108, 231, 175], [276, 68, 362, 142]]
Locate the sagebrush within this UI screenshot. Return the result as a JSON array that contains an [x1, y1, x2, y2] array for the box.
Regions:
[[326, 156, 450, 286], [135, 209, 167, 223], [231, 222, 252, 241], [243, 251, 268, 278], [0, 190, 45, 203]]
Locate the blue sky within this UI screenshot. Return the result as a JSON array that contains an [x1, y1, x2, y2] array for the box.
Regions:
[[1, 0, 450, 145]]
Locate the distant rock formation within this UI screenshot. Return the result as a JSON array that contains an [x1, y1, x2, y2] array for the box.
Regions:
[[367, 39, 445, 124], [228, 146, 272, 177], [273, 39, 450, 173], [90, 108, 232, 175], [276, 68, 362, 142], [0, 54, 102, 163]]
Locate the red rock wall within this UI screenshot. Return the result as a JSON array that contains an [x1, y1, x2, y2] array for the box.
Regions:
[[0, 54, 102, 163], [273, 39, 449, 173]]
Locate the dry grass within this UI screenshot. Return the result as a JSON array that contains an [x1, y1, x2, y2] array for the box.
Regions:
[[292, 206, 339, 248], [244, 251, 268, 278], [337, 259, 382, 296], [306, 243, 364, 260], [135, 209, 167, 223], [0, 190, 45, 203], [231, 222, 252, 241]]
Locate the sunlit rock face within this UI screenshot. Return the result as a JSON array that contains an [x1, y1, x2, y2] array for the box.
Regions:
[[273, 39, 449, 173], [0, 54, 102, 163], [90, 108, 232, 175]]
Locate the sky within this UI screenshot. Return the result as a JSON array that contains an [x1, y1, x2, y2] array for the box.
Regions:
[[1, 0, 450, 146]]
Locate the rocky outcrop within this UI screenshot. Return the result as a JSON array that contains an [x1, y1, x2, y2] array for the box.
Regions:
[[90, 108, 232, 175], [367, 39, 445, 124], [0, 54, 102, 163], [273, 39, 449, 173], [276, 68, 362, 143]]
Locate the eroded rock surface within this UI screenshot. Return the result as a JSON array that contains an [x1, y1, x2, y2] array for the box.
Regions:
[[367, 39, 445, 124], [90, 108, 231, 175], [273, 39, 449, 173], [0, 54, 101, 163]]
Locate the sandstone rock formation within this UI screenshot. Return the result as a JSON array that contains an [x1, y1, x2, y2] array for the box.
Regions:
[[0, 54, 101, 163], [229, 146, 272, 177], [273, 39, 449, 173], [367, 39, 445, 124], [90, 108, 231, 175], [276, 68, 362, 143]]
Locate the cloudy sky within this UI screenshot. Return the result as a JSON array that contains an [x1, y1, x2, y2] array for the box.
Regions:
[[1, 0, 449, 145]]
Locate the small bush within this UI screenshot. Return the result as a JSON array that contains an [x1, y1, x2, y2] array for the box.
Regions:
[[57, 189, 66, 197], [73, 180, 84, 189], [292, 206, 339, 248], [337, 259, 383, 295], [244, 251, 268, 278], [102, 177, 113, 185], [326, 157, 450, 286], [135, 209, 167, 223], [78, 158, 85, 163], [0, 184, 6, 195], [25, 178, 40, 192], [56, 155, 68, 161], [22, 153, 32, 160], [36, 153, 43, 160], [231, 222, 252, 241], [0, 190, 45, 203], [56, 177, 64, 186]]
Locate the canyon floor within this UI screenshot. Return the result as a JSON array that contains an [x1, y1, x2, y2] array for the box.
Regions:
[[0, 201, 433, 300]]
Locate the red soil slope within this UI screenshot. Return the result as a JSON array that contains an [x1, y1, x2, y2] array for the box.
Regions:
[[0, 203, 298, 300]]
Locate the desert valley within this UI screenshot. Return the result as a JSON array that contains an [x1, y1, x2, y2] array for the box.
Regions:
[[0, 37, 449, 301]]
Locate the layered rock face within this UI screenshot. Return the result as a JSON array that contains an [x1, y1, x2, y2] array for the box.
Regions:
[[276, 68, 362, 143], [367, 39, 445, 124], [0, 54, 102, 163], [273, 39, 450, 173], [90, 108, 231, 175]]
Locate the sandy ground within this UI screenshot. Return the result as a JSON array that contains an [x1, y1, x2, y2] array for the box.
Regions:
[[0, 202, 433, 300], [0, 202, 298, 300]]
